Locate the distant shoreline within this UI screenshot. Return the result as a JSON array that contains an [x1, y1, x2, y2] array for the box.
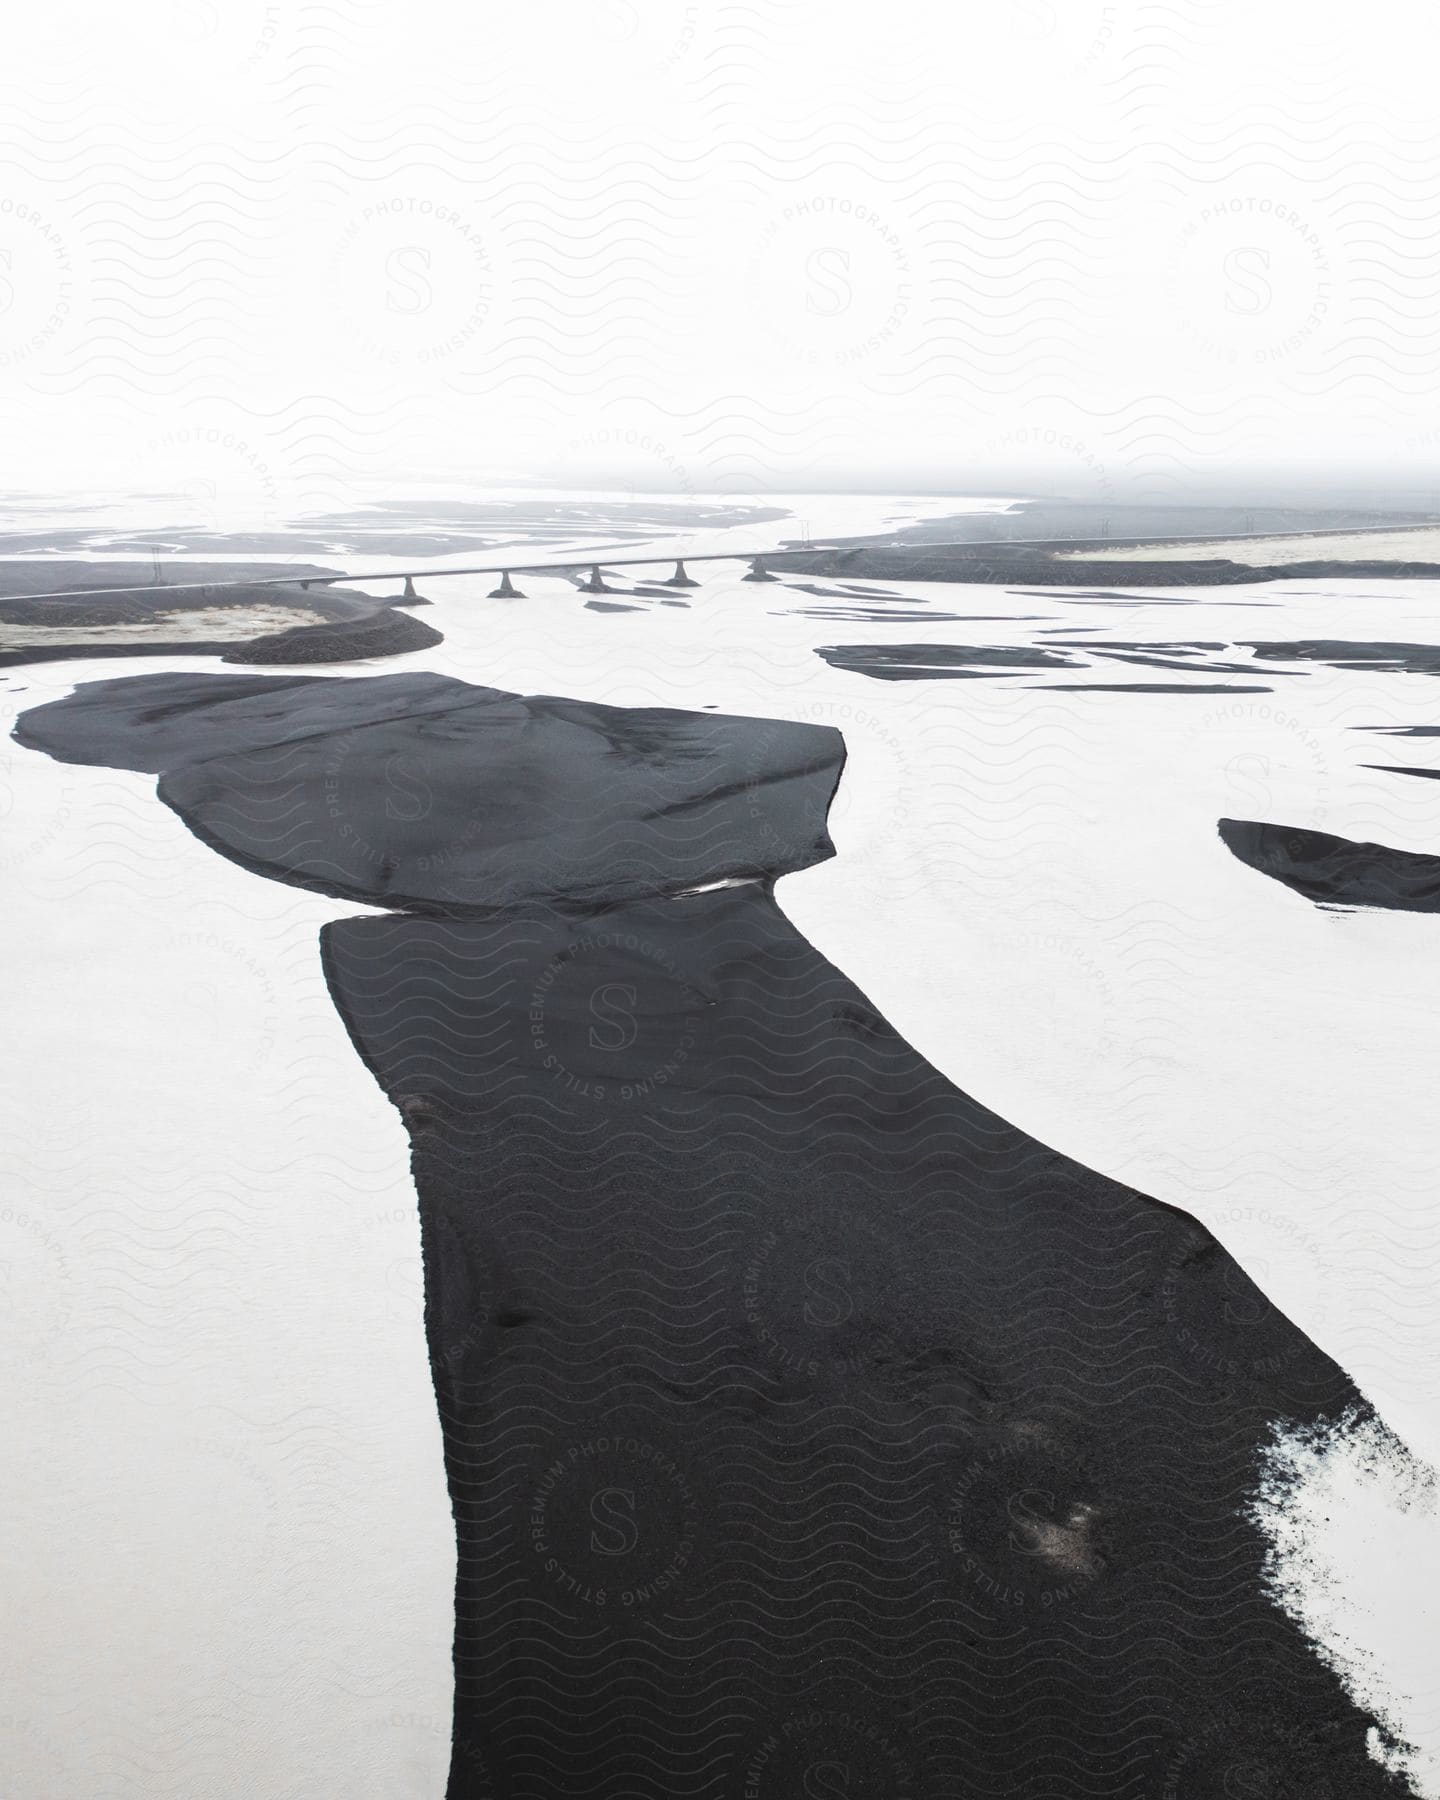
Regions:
[[767, 542, 1440, 587]]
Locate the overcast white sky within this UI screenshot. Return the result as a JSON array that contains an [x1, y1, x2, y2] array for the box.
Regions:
[[2, 0, 1438, 513]]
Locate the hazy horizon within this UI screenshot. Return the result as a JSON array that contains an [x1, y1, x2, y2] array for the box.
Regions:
[[3, 0, 1439, 504]]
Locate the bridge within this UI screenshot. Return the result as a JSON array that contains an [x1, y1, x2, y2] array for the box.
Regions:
[[11, 544, 848, 603], [5, 519, 1418, 605]]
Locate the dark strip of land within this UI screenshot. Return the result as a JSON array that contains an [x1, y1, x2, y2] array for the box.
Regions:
[[0, 560, 439, 667], [13, 669, 1403, 1800], [1220, 817, 1440, 912]]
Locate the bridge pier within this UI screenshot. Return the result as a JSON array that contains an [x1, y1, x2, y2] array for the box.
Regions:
[[743, 556, 779, 583], [489, 571, 523, 598], [664, 560, 699, 588], [403, 575, 418, 599], [580, 564, 613, 594]]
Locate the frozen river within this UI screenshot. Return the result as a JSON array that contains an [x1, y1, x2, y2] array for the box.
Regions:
[[4, 495, 1439, 1794]]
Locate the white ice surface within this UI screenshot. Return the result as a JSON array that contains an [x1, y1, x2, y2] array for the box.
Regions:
[[0, 672, 452, 1797], [5, 501, 1440, 1793], [1253, 1414, 1440, 1795]]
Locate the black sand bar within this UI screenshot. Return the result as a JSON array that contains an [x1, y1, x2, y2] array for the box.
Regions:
[[15, 672, 1406, 1799]]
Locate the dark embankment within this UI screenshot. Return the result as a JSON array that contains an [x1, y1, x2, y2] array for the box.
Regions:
[[777, 498, 1440, 584], [797, 500, 1434, 550], [0, 558, 342, 596], [1220, 818, 1440, 913], [0, 560, 438, 667], [815, 643, 1081, 680], [14, 672, 1408, 1800], [767, 544, 1440, 587], [224, 603, 440, 664]]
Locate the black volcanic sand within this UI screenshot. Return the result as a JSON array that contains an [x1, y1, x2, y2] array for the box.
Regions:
[[790, 599, 1049, 624], [1015, 601, 1231, 615], [780, 582, 1037, 624], [1037, 683, 1276, 695], [816, 643, 1080, 680], [14, 672, 1408, 1800], [1247, 641, 1440, 675], [14, 673, 842, 914], [816, 636, 1424, 687], [1365, 765, 1440, 782], [768, 544, 1440, 588], [814, 641, 1275, 691], [787, 582, 907, 599], [1220, 818, 1440, 914], [1052, 642, 1290, 677], [0, 561, 439, 668]]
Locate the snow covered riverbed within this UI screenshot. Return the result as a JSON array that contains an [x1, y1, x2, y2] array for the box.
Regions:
[[5, 497, 1440, 1795]]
